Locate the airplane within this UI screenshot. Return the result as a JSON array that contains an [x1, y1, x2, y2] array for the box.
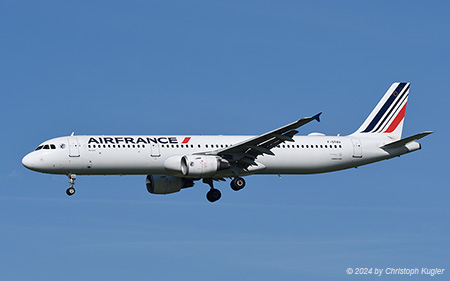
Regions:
[[22, 82, 432, 202]]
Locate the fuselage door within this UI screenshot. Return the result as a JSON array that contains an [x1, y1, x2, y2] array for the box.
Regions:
[[151, 144, 161, 157], [351, 138, 362, 158], [68, 138, 80, 157]]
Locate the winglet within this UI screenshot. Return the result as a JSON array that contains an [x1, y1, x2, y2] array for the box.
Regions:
[[312, 112, 322, 122]]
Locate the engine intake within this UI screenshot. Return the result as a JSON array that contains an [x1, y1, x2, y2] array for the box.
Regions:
[[146, 175, 194, 195]]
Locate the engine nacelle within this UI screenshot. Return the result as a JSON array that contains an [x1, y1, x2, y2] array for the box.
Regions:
[[146, 175, 194, 195], [181, 155, 230, 177]]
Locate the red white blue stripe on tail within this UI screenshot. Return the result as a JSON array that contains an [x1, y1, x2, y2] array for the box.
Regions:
[[354, 82, 410, 140]]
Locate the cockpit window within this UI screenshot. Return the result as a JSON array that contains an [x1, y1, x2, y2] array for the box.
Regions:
[[35, 144, 57, 151]]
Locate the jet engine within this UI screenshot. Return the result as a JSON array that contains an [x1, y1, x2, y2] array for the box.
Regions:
[[146, 175, 194, 195], [181, 155, 230, 177], [164, 155, 230, 177]]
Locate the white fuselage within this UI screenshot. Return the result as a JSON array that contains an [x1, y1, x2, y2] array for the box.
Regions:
[[22, 134, 420, 177]]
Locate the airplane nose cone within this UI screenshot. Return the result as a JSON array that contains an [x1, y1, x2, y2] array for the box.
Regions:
[[22, 153, 34, 169]]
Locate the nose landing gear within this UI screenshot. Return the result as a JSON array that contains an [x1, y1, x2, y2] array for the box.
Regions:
[[66, 174, 76, 196]]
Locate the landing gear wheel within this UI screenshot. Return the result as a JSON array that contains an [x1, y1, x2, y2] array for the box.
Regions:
[[206, 188, 221, 202], [66, 187, 76, 196], [66, 173, 77, 196], [230, 177, 246, 191]]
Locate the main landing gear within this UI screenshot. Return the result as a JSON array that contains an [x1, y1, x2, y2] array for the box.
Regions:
[[66, 174, 76, 196], [230, 177, 246, 191], [204, 179, 221, 203], [204, 177, 246, 202], [206, 188, 221, 202]]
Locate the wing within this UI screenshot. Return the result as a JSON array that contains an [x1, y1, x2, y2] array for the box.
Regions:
[[204, 113, 322, 169]]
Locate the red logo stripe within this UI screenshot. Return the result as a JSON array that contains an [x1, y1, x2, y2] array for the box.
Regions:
[[384, 103, 407, 133], [181, 137, 191, 144]]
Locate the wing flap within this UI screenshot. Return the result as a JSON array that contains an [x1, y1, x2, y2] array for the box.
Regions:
[[248, 145, 275, 156]]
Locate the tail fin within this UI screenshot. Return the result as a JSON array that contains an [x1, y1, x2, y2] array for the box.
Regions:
[[353, 82, 410, 140]]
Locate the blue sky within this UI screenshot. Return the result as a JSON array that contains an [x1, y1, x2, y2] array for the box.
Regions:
[[1, 1, 449, 280]]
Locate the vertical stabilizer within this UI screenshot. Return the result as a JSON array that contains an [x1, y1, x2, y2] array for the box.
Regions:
[[352, 82, 410, 140]]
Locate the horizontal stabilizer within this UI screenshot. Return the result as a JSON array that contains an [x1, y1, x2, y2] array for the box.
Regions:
[[380, 131, 433, 149]]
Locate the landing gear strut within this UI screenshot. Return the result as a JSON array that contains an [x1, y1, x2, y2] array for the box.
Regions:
[[66, 174, 76, 196], [203, 179, 221, 203], [230, 177, 246, 191]]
